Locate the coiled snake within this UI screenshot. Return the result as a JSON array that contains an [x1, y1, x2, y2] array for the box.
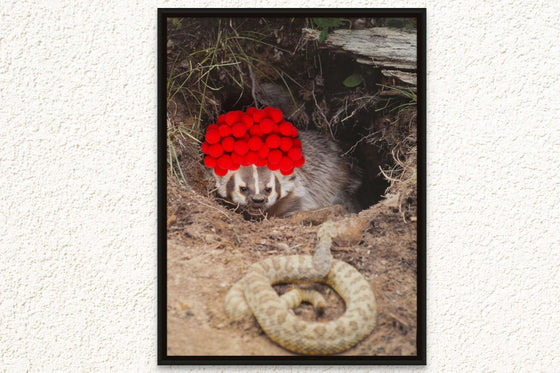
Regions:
[[225, 220, 377, 355]]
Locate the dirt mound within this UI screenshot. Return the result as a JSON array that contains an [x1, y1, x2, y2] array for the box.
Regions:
[[166, 178, 417, 356]]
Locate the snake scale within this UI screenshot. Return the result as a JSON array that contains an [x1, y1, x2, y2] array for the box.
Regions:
[[225, 220, 377, 355]]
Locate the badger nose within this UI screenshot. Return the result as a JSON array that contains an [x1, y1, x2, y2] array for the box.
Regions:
[[251, 195, 266, 204]]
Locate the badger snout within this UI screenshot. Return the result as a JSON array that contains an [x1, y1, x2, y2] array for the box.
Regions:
[[250, 194, 267, 204], [245, 193, 269, 217]]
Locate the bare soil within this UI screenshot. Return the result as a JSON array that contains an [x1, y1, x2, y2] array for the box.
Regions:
[[166, 178, 417, 356]]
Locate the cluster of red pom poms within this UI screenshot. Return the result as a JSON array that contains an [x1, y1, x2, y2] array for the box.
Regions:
[[201, 107, 305, 177]]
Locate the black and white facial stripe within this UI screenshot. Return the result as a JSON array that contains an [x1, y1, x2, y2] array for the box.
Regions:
[[224, 165, 282, 216]]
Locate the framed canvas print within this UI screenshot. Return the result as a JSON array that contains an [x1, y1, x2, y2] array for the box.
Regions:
[[158, 8, 426, 365]]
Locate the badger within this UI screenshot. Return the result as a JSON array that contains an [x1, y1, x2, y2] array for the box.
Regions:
[[212, 131, 360, 218]]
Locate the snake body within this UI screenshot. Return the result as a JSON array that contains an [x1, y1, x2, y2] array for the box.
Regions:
[[225, 221, 377, 355]]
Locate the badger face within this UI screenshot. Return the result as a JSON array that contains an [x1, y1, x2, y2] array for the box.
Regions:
[[213, 166, 294, 218]]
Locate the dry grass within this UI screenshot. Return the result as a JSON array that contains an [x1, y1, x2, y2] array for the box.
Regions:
[[166, 18, 308, 181], [378, 106, 417, 221], [166, 17, 418, 217]]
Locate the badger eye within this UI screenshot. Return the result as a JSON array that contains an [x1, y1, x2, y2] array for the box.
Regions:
[[264, 187, 272, 194], [239, 186, 248, 193]]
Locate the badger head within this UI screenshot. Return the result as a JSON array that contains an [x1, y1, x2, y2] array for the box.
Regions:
[[213, 165, 295, 218]]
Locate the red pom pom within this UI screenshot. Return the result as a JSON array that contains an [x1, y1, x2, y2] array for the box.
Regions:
[[201, 141, 210, 155], [266, 107, 283, 123], [241, 114, 254, 128], [208, 143, 223, 158], [258, 145, 270, 158], [245, 107, 257, 116], [205, 129, 220, 144], [233, 140, 249, 155], [211, 108, 301, 174], [217, 154, 232, 170], [240, 155, 251, 166], [221, 136, 235, 152], [249, 124, 263, 137], [279, 137, 293, 152], [288, 147, 302, 161], [260, 118, 274, 134], [291, 126, 299, 137], [268, 149, 282, 164], [204, 155, 217, 168], [218, 124, 231, 137], [231, 152, 244, 165], [214, 166, 227, 177], [279, 122, 293, 136], [252, 109, 266, 122], [217, 114, 227, 125], [225, 111, 243, 126], [265, 134, 281, 149], [244, 151, 258, 165], [231, 122, 247, 138], [255, 157, 267, 167], [279, 156, 293, 171], [248, 136, 263, 151], [280, 166, 294, 176]]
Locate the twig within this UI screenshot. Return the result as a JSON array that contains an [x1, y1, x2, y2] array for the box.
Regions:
[[230, 26, 261, 107], [247, 62, 260, 107], [378, 166, 400, 183], [231, 226, 241, 244], [195, 199, 232, 221], [311, 89, 334, 138]]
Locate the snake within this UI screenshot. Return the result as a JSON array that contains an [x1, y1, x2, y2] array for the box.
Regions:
[[224, 220, 377, 355]]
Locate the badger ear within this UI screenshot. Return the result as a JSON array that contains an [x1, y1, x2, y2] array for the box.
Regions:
[[212, 170, 222, 184], [274, 171, 296, 198], [212, 170, 230, 197]]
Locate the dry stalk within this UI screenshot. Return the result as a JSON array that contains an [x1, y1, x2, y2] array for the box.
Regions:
[[195, 199, 233, 221], [311, 88, 335, 139]]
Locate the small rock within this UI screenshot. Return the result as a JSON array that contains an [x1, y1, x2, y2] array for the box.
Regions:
[[333, 217, 369, 246], [178, 300, 190, 312], [167, 214, 177, 227], [204, 234, 221, 243], [276, 242, 290, 251]]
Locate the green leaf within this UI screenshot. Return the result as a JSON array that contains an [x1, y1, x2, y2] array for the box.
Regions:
[[318, 29, 328, 43], [171, 18, 182, 29], [313, 17, 341, 28], [342, 73, 364, 88]]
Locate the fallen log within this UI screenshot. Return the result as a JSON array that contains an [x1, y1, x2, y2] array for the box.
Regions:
[[303, 27, 417, 88]]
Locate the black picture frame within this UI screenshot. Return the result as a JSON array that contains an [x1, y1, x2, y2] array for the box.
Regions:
[[158, 8, 426, 365]]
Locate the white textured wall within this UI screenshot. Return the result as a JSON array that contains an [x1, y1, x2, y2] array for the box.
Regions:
[[1, 1, 559, 371]]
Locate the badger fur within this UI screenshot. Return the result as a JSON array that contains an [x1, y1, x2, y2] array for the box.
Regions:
[[211, 131, 360, 218]]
